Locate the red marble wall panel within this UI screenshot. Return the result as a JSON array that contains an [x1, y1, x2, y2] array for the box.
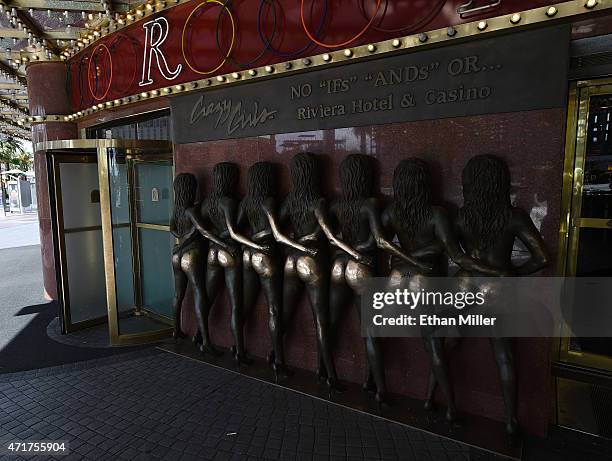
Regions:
[[27, 62, 80, 301], [26, 62, 74, 116], [174, 107, 567, 436]]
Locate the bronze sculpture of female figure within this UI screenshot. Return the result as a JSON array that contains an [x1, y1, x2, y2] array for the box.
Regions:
[[170, 173, 230, 354], [263, 152, 342, 389], [199, 162, 251, 364], [453, 154, 548, 436], [225, 162, 289, 377], [382, 158, 508, 422], [321, 154, 430, 403]]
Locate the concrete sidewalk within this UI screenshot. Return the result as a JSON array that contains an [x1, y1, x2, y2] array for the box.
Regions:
[[0, 213, 40, 250]]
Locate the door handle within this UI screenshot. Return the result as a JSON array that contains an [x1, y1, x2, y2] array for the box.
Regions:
[[607, 219, 612, 228]]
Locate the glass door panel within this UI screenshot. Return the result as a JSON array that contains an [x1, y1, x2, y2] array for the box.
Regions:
[[53, 154, 107, 331], [107, 158, 135, 313], [101, 146, 173, 344], [134, 160, 174, 320], [563, 85, 612, 370]]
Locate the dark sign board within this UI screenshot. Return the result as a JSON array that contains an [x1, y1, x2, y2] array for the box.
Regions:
[[171, 26, 570, 144]]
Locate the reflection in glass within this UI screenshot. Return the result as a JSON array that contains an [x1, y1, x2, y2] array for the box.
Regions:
[[139, 228, 174, 318], [569, 228, 612, 358], [583, 95, 612, 219], [135, 161, 173, 225]]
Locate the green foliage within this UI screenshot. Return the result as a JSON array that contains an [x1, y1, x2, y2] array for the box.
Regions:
[[0, 137, 31, 171]]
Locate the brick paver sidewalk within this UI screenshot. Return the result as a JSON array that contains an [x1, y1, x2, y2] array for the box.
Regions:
[[0, 349, 502, 460]]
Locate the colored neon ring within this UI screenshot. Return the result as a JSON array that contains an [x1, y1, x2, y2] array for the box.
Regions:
[[76, 55, 95, 107], [216, 0, 276, 69], [258, 0, 328, 58], [182, 0, 236, 75], [359, 0, 446, 34], [300, 0, 381, 49], [87, 43, 113, 101], [108, 33, 140, 96]]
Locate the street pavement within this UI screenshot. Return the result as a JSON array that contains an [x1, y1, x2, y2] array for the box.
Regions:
[[0, 210, 152, 374]]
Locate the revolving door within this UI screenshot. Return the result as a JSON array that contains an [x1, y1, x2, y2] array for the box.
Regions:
[[47, 139, 174, 345]]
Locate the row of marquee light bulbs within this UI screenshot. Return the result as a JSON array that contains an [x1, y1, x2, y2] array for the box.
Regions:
[[60, 0, 183, 61], [0, 0, 114, 67]]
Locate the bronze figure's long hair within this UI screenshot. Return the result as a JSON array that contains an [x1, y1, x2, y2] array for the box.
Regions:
[[208, 162, 238, 230], [287, 152, 320, 231], [458, 154, 512, 250], [172, 173, 198, 237], [338, 154, 372, 242], [243, 161, 275, 231], [392, 158, 433, 239]]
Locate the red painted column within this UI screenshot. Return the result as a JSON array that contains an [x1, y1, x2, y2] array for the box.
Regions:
[[26, 61, 78, 300]]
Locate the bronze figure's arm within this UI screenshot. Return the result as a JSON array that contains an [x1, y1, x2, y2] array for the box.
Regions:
[[170, 217, 180, 239], [221, 200, 269, 253], [355, 233, 375, 252], [314, 199, 364, 261], [263, 201, 315, 256], [365, 199, 431, 271], [435, 207, 510, 276], [512, 208, 549, 275], [185, 208, 229, 249], [410, 240, 446, 259], [170, 216, 199, 254]]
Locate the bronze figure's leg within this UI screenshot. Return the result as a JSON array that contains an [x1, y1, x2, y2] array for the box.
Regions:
[[282, 256, 303, 343], [424, 368, 437, 409], [242, 250, 260, 326], [171, 250, 188, 340], [206, 249, 223, 308], [324, 258, 351, 381], [252, 252, 287, 377], [491, 337, 518, 436], [181, 247, 218, 354], [297, 255, 339, 389], [203, 249, 224, 355], [347, 260, 387, 403], [423, 336, 456, 422], [329, 258, 351, 341], [218, 249, 248, 364]]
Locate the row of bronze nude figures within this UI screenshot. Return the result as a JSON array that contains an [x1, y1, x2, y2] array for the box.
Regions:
[[170, 152, 548, 437]]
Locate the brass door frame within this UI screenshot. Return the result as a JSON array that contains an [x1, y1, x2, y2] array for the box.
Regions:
[[43, 139, 174, 345], [51, 151, 106, 333], [557, 80, 612, 371]]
